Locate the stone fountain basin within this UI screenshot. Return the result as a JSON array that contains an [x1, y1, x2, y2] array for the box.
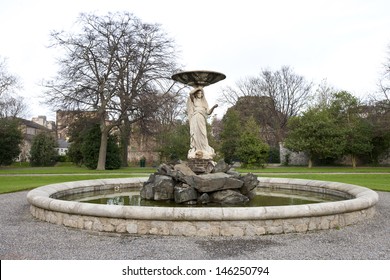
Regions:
[[171, 70, 226, 87], [27, 177, 378, 236]]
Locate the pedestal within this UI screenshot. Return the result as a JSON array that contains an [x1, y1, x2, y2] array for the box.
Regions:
[[187, 158, 214, 174]]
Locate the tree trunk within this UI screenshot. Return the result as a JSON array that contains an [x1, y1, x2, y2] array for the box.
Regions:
[[308, 158, 313, 168], [96, 127, 108, 170], [351, 155, 357, 169], [120, 120, 131, 167]]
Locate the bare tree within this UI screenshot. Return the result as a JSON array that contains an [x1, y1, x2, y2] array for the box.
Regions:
[[218, 66, 312, 145], [309, 79, 337, 109], [147, 92, 186, 131], [377, 44, 390, 103], [44, 12, 180, 169], [113, 19, 181, 166], [217, 76, 261, 106], [260, 66, 312, 139], [366, 44, 390, 138], [0, 95, 28, 118], [0, 58, 27, 118]]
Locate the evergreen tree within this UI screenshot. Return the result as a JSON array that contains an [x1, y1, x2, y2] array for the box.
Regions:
[[236, 117, 269, 168], [220, 109, 241, 163], [67, 117, 97, 166], [30, 132, 58, 166], [82, 124, 121, 169], [285, 108, 345, 168], [329, 91, 373, 167], [343, 119, 373, 168], [0, 118, 23, 165], [156, 122, 190, 162]]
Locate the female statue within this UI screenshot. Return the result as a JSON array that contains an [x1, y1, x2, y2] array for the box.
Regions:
[[187, 87, 218, 159]]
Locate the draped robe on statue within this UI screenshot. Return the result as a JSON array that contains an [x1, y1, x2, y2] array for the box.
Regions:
[[187, 88, 215, 159]]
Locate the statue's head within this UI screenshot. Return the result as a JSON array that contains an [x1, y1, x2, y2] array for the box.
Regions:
[[194, 87, 204, 99]]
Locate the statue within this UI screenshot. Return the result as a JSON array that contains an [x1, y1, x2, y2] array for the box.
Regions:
[[187, 87, 218, 159], [171, 70, 226, 161]]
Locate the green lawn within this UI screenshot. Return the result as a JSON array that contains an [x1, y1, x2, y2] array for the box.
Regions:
[[0, 164, 153, 194], [0, 174, 145, 194], [238, 166, 390, 173], [0, 164, 155, 174], [0, 165, 389, 194], [258, 174, 390, 192]]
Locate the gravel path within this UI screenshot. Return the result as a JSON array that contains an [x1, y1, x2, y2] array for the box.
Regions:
[[0, 190, 389, 260]]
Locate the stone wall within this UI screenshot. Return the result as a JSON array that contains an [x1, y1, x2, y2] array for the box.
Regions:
[[280, 142, 390, 166], [29, 204, 375, 237], [279, 142, 309, 166], [379, 149, 390, 165]]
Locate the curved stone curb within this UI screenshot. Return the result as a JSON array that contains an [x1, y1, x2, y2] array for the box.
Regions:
[[27, 177, 379, 236]]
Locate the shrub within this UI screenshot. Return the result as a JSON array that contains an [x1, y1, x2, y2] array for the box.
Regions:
[[236, 117, 269, 168], [82, 124, 121, 169], [0, 118, 23, 165], [30, 132, 58, 167]]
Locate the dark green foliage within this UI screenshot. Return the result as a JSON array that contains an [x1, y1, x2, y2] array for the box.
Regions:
[[343, 118, 373, 167], [329, 91, 374, 167], [220, 110, 270, 166], [268, 146, 280, 164], [0, 118, 23, 165], [30, 132, 58, 167], [362, 99, 390, 164], [368, 133, 390, 164], [67, 144, 84, 166], [67, 116, 99, 166], [285, 108, 346, 167], [105, 133, 122, 170], [235, 117, 269, 168], [156, 122, 190, 162], [285, 91, 379, 167], [67, 118, 121, 169], [81, 124, 121, 170], [81, 125, 101, 169], [220, 109, 242, 163]]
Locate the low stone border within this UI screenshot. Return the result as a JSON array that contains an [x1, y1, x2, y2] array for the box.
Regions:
[[27, 177, 379, 236]]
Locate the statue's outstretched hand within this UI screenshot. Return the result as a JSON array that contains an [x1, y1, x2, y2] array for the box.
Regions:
[[209, 104, 218, 115]]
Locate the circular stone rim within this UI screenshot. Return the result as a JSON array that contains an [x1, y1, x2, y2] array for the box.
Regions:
[[27, 177, 378, 221]]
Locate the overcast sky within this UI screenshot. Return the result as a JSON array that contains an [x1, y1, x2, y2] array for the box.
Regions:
[[1, 0, 389, 120]]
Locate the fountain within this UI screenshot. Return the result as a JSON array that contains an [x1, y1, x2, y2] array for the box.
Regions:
[[139, 70, 257, 206], [27, 177, 378, 236], [27, 70, 378, 236]]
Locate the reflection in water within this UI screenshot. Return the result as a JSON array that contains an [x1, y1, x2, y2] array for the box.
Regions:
[[107, 196, 125, 205], [60, 187, 347, 208]]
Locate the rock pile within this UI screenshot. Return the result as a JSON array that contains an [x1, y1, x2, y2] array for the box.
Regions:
[[140, 160, 258, 205]]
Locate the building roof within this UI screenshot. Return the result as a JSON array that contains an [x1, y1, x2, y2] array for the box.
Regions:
[[57, 139, 70, 149], [17, 118, 51, 131]]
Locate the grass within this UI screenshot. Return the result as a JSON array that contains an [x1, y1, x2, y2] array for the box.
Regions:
[[239, 166, 390, 192], [238, 166, 390, 174], [0, 174, 145, 194], [0, 164, 389, 194], [0, 163, 156, 174], [0, 164, 153, 194], [257, 174, 390, 192]]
